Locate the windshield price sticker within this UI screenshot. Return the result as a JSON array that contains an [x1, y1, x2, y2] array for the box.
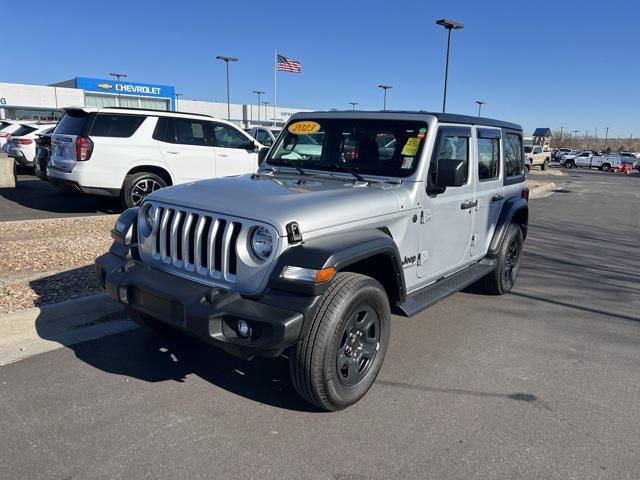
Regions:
[[401, 137, 421, 156], [288, 121, 321, 134]]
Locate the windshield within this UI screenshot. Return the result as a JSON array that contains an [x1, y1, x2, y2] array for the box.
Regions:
[[266, 118, 428, 177], [524, 146, 533, 153]]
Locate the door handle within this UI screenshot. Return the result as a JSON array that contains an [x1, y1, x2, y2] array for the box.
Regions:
[[460, 200, 478, 210], [218, 153, 230, 158], [491, 194, 504, 202], [166, 151, 180, 154]]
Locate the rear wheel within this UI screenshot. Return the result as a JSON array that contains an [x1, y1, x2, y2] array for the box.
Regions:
[[290, 272, 391, 411], [121, 172, 167, 209], [601, 163, 610, 172], [541, 159, 549, 171], [478, 223, 524, 295], [564, 160, 575, 169]]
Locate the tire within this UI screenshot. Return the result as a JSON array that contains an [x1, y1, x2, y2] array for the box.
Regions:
[[525, 164, 531, 175], [290, 272, 391, 411], [478, 223, 524, 295], [128, 309, 175, 335], [121, 172, 167, 209], [541, 159, 549, 171], [564, 160, 574, 169], [601, 163, 610, 172]]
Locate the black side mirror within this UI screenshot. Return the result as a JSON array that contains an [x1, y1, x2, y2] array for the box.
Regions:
[[258, 146, 270, 165], [436, 159, 466, 188]]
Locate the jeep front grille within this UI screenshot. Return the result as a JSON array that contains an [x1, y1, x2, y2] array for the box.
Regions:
[[151, 206, 242, 282]]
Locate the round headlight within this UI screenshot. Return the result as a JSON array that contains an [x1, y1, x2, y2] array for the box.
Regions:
[[142, 203, 156, 231], [251, 226, 274, 260]]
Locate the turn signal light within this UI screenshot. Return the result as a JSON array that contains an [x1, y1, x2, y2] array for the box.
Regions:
[[76, 136, 94, 161], [314, 267, 336, 283]]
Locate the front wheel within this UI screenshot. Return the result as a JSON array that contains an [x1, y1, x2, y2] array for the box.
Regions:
[[601, 163, 610, 172], [541, 159, 549, 171], [564, 160, 575, 169], [290, 272, 391, 411]]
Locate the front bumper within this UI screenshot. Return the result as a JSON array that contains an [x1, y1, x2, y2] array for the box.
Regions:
[[96, 252, 320, 359]]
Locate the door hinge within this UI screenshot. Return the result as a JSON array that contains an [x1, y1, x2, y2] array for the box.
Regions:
[[418, 250, 429, 266], [420, 209, 432, 224], [471, 234, 478, 246]]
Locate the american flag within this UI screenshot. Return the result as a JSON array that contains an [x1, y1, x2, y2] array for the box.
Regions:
[[277, 54, 301, 73]]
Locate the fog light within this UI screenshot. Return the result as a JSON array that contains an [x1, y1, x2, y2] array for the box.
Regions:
[[237, 319, 251, 338]]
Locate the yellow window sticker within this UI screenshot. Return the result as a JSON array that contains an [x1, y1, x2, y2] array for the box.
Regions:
[[401, 137, 421, 156], [288, 121, 321, 135]]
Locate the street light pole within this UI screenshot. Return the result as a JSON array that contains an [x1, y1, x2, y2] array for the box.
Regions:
[[349, 101, 359, 110], [378, 85, 392, 110], [436, 19, 464, 113], [109, 72, 127, 107], [604, 127, 609, 151], [262, 101, 270, 125], [216, 55, 239, 121], [174, 93, 182, 112], [253, 90, 265, 124], [475, 100, 485, 117], [559, 126, 564, 146]]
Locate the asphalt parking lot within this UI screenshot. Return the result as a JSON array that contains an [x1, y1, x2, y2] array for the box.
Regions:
[[0, 175, 119, 222], [0, 170, 638, 479]]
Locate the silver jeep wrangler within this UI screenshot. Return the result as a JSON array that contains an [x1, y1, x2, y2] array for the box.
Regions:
[[96, 111, 529, 411]]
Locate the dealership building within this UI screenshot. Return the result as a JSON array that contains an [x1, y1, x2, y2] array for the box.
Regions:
[[0, 77, 308, 127]]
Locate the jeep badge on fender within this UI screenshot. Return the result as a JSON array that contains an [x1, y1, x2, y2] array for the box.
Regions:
[[96, 110, 528, 411]]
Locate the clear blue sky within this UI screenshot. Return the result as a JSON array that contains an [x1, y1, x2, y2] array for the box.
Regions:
[[2, 0, 638, 136]]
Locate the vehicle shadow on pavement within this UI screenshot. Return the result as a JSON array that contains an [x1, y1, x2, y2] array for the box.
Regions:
[[0, 176, 121, 217], [29, 268, 320, 412], [72, 328, 321, 412]]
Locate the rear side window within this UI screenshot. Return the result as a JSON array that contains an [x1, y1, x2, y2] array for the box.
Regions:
[[477, 138, 500, 181], [11, 125, 37, 137], [0, 122, 11, 130], [90, 114, 145, 137], [153, 117, 214, 146], [55, 110, 90, 135], [213, 123, 251, 149], [505, 133, 524, 178]]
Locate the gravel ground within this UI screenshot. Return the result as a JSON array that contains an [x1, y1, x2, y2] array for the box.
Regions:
[[0, 215, 116, 314]]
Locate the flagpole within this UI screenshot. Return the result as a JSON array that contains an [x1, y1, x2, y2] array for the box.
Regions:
[[273, 49, 277, 127]]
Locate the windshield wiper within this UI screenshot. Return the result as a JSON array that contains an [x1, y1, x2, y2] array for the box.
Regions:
[[316, 162, 366, 183], [277, 159, 307, 176]]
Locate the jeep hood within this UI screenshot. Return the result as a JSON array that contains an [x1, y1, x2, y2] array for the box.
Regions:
[[147, 174, 405, 236]]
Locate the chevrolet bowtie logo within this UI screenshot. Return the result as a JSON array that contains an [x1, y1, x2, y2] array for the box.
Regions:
[[96, 83, 113, 90]]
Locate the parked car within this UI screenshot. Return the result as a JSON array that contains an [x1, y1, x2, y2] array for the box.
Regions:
[[34, 132, 53, 180], [563, 151, 619, 171], [47, 107, 264, 208], [552, 148, 572, 160], [0, 120, 24, 152], [6, 123, 56, 169], [524, 144, 550, 170], [246, 126, 281, 147], [96, 110, 529, 411]]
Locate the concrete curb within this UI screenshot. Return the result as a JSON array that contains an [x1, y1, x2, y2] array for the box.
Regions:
[[0, 293, 135, 366], [0, 153, 16, 189]]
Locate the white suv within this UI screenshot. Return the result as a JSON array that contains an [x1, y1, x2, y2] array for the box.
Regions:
[[47, 107, 262, 208]]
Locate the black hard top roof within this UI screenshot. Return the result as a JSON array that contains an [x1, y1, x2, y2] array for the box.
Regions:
[[291, 110, 522, 131]]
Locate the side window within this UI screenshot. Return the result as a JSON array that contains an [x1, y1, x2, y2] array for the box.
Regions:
[[255, 129, 272, 145], [434, 135, 469, 183], [174, 118, 213, 146], [477, 137, 500, 181], [533, 147, 542, 154], [504, 133, 524, 177], [90, 114, 145, 137], [213, 123, 251, 149]]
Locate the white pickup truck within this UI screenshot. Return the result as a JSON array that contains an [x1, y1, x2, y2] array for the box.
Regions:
[[561, 151, 620, 171], [524, 144, 550, 170]]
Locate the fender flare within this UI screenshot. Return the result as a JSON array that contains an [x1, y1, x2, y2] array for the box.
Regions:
[[488, 197, 529, 256], [268, 228, 406, 300]]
